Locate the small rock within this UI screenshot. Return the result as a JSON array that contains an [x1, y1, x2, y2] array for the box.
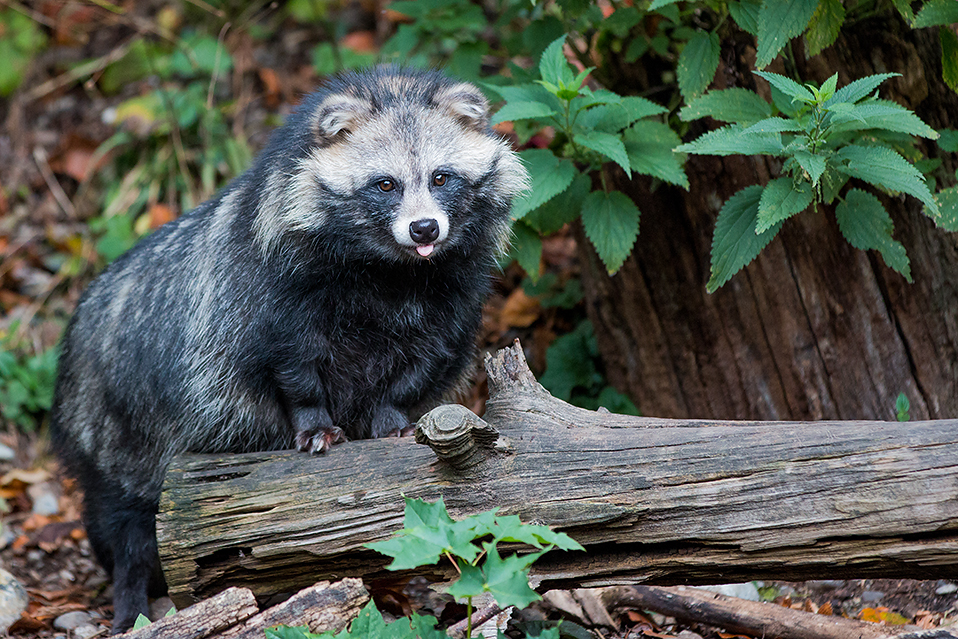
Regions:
[[698, 583, 761, 602], [0, 443, 15, 461], [677, 632, 705, 639], [27, 481, 60, 516], [0, 569, 28, 633], [74, 623, 102, 639], [54, 610, 93, 630], [936, 582, 958, 595], [861, 590, 885, 604], [806, 580, 844, 591]]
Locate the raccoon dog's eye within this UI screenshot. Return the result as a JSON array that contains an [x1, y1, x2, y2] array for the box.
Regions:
[[378, 179, 395, 192], [433, 173, 447, 187]]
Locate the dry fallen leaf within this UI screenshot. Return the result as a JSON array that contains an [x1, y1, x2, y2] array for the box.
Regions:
[[498, 288, 541, 333]]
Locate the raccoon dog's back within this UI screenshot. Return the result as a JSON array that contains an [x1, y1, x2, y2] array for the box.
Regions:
[[50, 66, 528, 633]]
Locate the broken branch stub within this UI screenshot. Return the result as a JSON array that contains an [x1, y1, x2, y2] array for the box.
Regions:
[[415, 404, 502, 471]]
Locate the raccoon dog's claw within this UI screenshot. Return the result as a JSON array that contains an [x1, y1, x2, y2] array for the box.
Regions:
[[384, 424, 417, 437], [296, 426, 348, 454]]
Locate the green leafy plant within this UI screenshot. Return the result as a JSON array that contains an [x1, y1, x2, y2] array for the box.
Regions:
[[539, 320, 638, 415], [0, 8, 47, 96], [0, 328, 58, 432], [90, 31, 251, 264], [490, 35, 687, 278], [895, 392, 911, 422], [272, 497, 583, 639], [677, 71, 954, 291]]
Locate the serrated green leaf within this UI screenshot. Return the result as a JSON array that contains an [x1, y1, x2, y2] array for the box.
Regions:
[[742, 117, 804, 134], [539, 35, 574, 87], [927, 186, 958, 231], [805, 0, 844, 57], [890, 0, 915, 22], [834, 144, 938, 216], [836, 189, 911, 280], [592, 96, 668, 132], [793, 150, 827, 185], [820, 73, 839, 102], [757, 177, 814, 233], [580, 190, 640, 274], [675, 125, 785, 156], [939, 129, 958, 153], [403, 496, 453, 529], [512, 149, 578, 220], [729, 0, 762, 35], [485, 82, 561, 110], [446, 559, 487, 600], [820, 166, 850, 204], [828, 72, 900, 105], [491, 101, 558, 125], [480, 543, 545, 609], [826, 100, 939, 138], [707, 185, 783, 292], [574, 131, 631, 175], [624, 120, 689, 188], [941, 26, 958, 93], [754, 70, 816, 104], [524, 173, 591, 234], [132, 614, 151, 630], [649, 0, 682, 8], [756, 0, 819, 69], [509, 221, 543, 280], [914, 0, 958, 28], [680, 88, 772, 124], [677, 31, 720, 100]]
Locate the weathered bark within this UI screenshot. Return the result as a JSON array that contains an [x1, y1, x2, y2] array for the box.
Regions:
[[115, 587, 259, 639], [114, 579, 367, 639], [583, 10, 958, 421], [157, 343, 958, 608]]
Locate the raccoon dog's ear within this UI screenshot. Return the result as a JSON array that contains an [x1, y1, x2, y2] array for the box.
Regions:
[[433, 83, 490, 130], [312, 94, 373, 141]]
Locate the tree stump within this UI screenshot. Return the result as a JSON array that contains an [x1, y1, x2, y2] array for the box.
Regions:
[[157, 341, 958, 608]]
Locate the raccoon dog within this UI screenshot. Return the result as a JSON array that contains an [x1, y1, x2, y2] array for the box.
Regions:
[[50, 66, 528, 633]]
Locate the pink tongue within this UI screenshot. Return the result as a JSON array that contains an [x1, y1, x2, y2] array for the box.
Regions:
[[416, 244, 435, 257]]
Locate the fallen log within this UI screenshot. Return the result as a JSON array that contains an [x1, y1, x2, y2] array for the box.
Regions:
[[601, 585, 936, 639], [114, 579, 367, 639], [157, 341, 958, 608]]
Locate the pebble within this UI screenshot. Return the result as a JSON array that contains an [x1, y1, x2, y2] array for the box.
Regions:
[[53, 610, 93, 630], [697, 582, 761, 601], [27, 481, 60, 516], [0, 568, 28, 633], [0, 443, 15, 461], [677, 632, 705, 639], [860, 590, 885, 604], [936, 582, 958, 595], [806, 580, 844, 591], [74, 623, 102, 639]]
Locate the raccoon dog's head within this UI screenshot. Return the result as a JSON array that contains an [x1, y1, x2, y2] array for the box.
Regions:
[[253, 66, 529, 264]]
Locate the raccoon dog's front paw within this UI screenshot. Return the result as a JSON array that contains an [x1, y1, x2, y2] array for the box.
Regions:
[[372, 404, 411, 438], [296, 425, 348, 454]]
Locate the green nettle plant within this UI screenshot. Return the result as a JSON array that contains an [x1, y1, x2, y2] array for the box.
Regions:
[[488, 35, 688, 279], [267, 497, 583, 639], [676, 71, 957, 291]]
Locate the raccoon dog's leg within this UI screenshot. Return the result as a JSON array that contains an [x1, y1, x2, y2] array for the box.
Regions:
[[100, 499, 164, 634], [277, 363, 346, 454]]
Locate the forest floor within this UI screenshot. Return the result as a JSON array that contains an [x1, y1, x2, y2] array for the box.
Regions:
[[2, 2, 957, 638]]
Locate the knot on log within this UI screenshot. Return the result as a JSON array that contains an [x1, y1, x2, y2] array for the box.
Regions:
[[484, 339, 549, 399], [415, 404, 501, 471]]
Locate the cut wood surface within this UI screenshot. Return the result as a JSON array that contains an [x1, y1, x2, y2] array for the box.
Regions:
[[157, 341, 958, 608]]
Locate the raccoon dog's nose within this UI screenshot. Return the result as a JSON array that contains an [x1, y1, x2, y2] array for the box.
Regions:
[[409, 218, 440, 244]]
